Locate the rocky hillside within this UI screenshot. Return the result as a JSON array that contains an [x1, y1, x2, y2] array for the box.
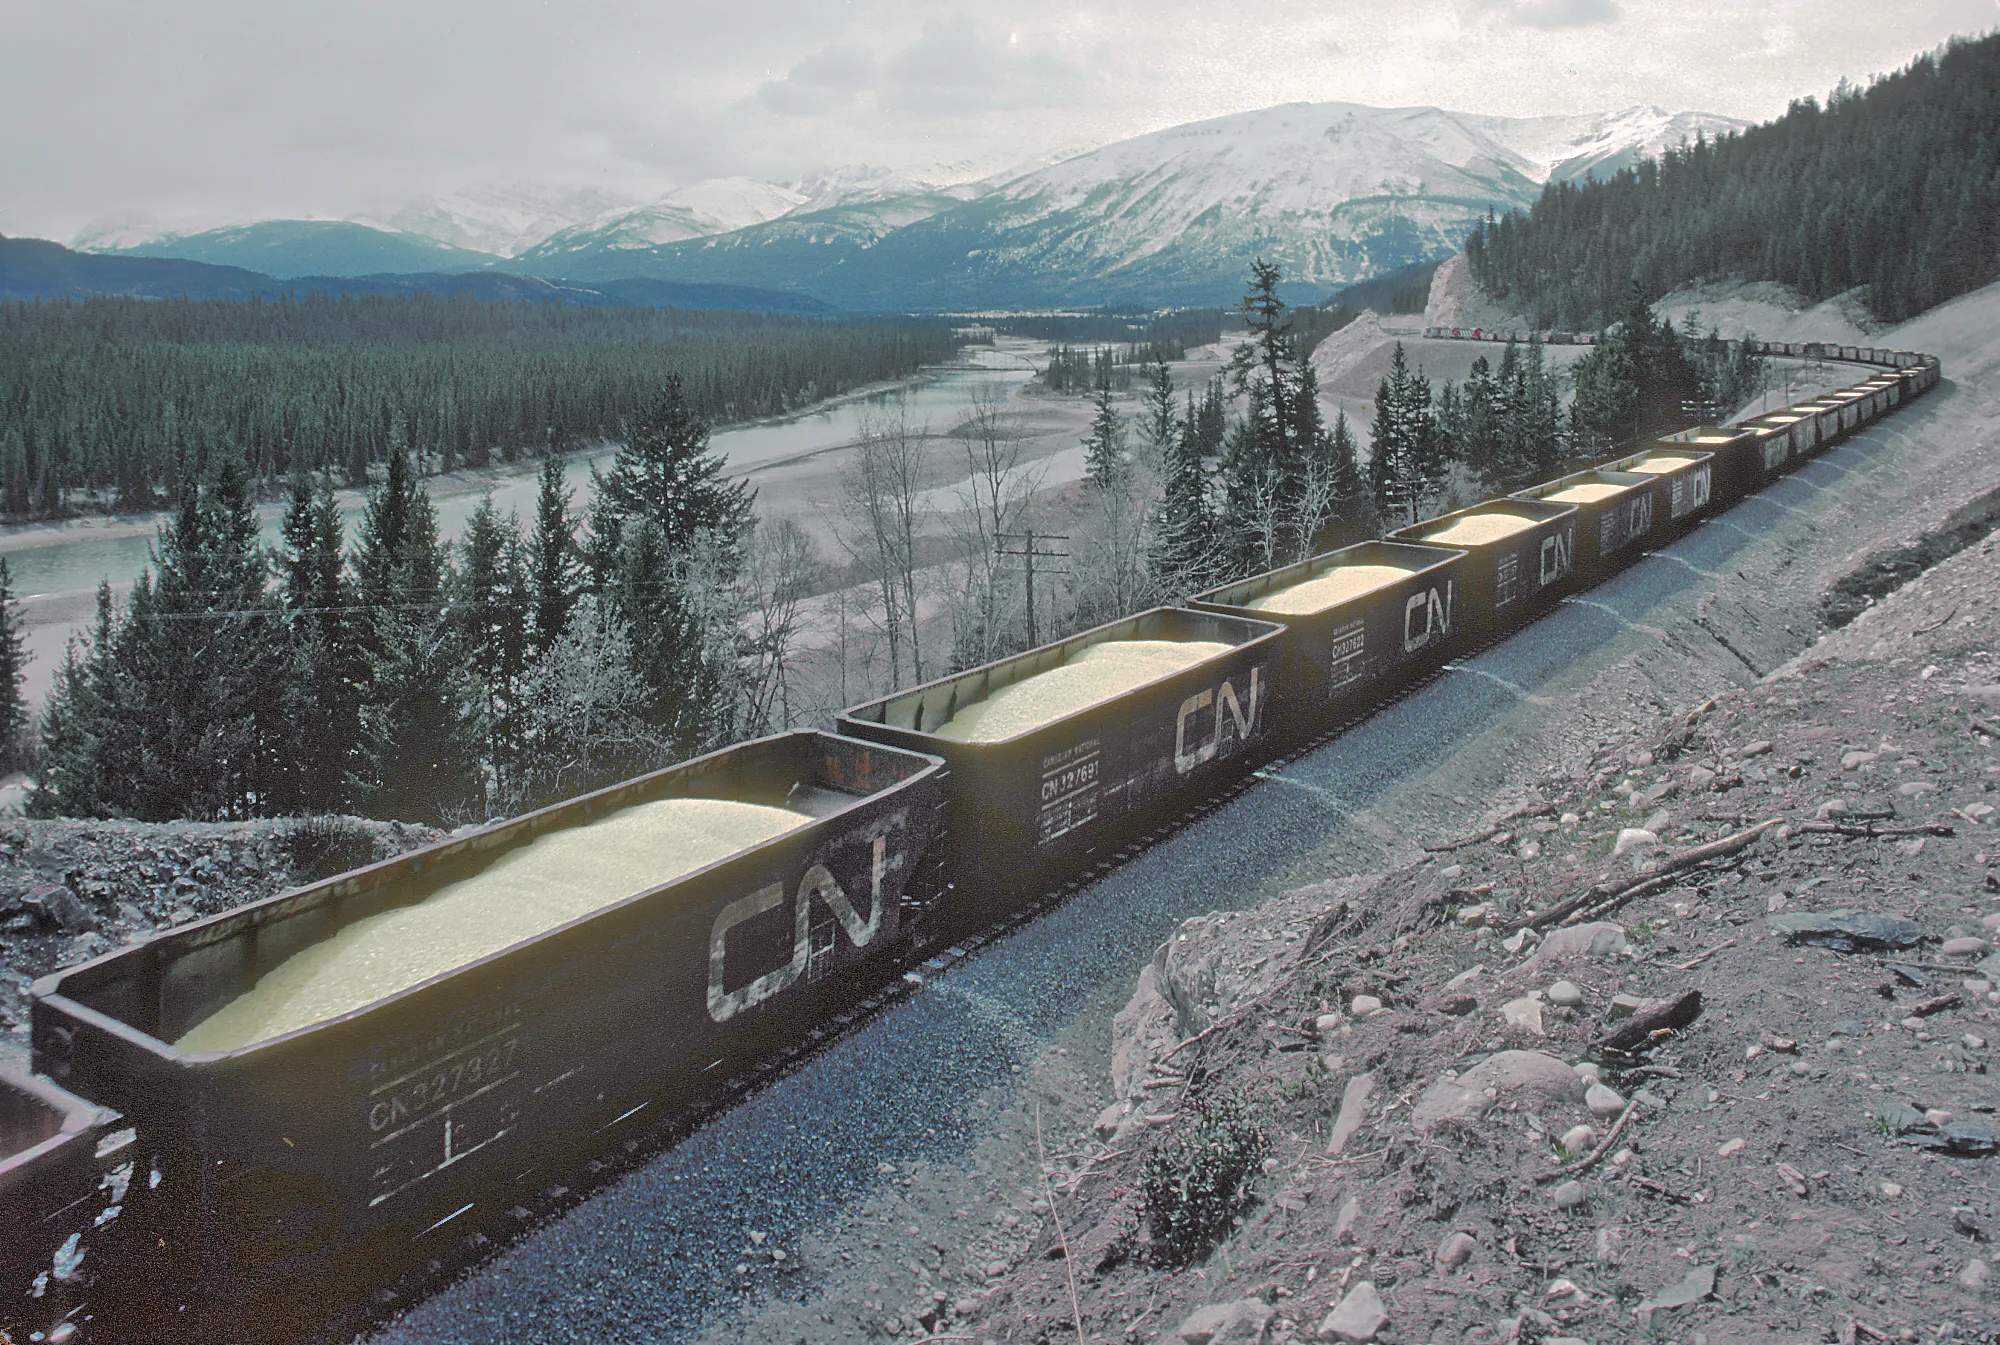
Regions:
[[959, 537, 2000, 1341], [0, 817, 443, 1072]]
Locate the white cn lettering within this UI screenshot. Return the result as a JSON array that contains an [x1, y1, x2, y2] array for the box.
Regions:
[[706, 834, 887, 1022], [1173, 668, 1261, 775], [1539, 530, 1573, 585], [1402, 582, 1455, 654]]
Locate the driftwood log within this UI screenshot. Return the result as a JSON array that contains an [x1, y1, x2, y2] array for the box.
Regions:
[[1503, 819, 1782, 934], [1595, 989, 1704, 1054]]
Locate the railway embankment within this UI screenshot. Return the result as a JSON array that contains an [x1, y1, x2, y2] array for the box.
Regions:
[[0, 818, 442, 1073], [960, 512, 2000, 1344]]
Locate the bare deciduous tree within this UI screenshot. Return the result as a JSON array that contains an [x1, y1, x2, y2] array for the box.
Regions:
[[738, 515, 824, 734], [944, 386, 1046, 666], [830, 409, 933, 690]]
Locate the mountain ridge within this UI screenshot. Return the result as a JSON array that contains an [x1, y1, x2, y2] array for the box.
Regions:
[[68, 98, 1749, 307]]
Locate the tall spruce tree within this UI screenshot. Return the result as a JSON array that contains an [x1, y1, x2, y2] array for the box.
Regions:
[[96, 455, 281, 819], [1369, 343, 1440, 527], [29, 585, 118, 819], [1146, 394, 1220, 595], [1082, 384, 1126, 488], [275, 474, 361, 813], [0, 559, 27, 768], [610, 518, 730, 760], [453, 496, 530, 804], [348, 455, 481, 822], [528, 450, 582, 658], [349, 607, 485, 825], [587, 376, 755, 586]]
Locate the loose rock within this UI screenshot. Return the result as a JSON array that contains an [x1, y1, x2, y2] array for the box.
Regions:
[[1316, 1281, 1387, 1342], [1434, 1230, 1476, 1272], [1177, 1298, 1276, 1345]]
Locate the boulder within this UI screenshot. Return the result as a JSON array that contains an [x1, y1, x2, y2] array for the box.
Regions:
[[1434, 1230, 1476, 1272], [1499, 997, 1545, 1035], [1110, 965, 1180, 1101], [1521, 922, 1628, 972], [1317, 1282, 1388, 1342], [1412, 1050, 1587, 1129], [1176, 1299, 1275, 1345]]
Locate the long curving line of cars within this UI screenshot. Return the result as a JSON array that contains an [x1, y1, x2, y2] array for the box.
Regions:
[[0, 338, 1941, 1341]]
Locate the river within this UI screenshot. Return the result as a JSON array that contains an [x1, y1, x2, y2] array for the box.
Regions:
[[0, 341, 1045, 705]]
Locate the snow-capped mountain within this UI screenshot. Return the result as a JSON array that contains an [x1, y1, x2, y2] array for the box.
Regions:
[[520, 178, 809, 264], [360, 183, 640, 259], [1471, 105, 1754, 185], [106, 220, 504, 278], [70, 97, 1748, 308], [512, 101, 1575, 306], [70, 210, 227, 253]]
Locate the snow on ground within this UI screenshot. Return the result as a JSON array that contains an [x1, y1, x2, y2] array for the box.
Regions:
[[1655, 279, 1878, 346], [1422, 253, 1540, 333]]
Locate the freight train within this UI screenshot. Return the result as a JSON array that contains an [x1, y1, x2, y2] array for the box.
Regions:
[[0, 338, 1942, 1343]]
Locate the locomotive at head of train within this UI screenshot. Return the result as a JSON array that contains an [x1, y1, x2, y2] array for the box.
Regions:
[[1, 341, 1940, 1341]]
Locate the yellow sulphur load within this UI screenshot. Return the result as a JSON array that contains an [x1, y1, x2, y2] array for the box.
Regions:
[[1625, 455, 1696, 475], [1242, 564, 1411, 616], [932, 639, 1230, 743], [178, 798, 813, 1052], [1421, 510, 1542, 546], [1544, 482, 1626, 505]]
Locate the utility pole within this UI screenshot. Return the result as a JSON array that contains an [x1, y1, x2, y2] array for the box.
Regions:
[[996, 529, 1069, 649]]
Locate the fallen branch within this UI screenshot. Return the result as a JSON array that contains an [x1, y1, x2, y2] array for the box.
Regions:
[[1626, 1174, 1692, 1203], [1536, 1098, 1640, 1182], [1508, 819, 1782, 934], [1156, 1020, 1226, 1067], [1907, 992, 1964, 1018], [1034, 1103, 1086, 1345], [1796, 821, 1955, 839], [1974, 716, 2000, 738], [1912, 606, 1958, 635], [1425, 803, 1557, 851], [1595, 989, 1704, 1055], [1663, 938, 1736, 970]]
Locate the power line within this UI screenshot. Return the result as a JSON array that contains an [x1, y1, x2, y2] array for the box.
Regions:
[[995, 529, 1068, 648]]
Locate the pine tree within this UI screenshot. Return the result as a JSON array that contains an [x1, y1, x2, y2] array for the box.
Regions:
[[1458, 356, 1503, 485], [0, 559, 27, 768], [1220, 260, 1327, 569], [527, 449, 582, 658], [1142, 353, 1177, 466], [453, 495, 530, 806], [1369, 343, 1439, 527], [1082, 384, 1126, 489], [96, 455, 282, 819], [348, 607, 485, 825], [1147, 394, 1219, 595], [28, 588, 117, 819], [353, 447, 444, 614], [275, 474, 361, 813], [589, 376, 756, 584], [609, 518, 729, 761]]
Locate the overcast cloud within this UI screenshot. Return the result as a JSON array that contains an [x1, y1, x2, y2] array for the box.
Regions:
[[2, 0, 1993, 241]]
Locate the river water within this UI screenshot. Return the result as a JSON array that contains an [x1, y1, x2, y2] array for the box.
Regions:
[[0, 345, 1040, 602]]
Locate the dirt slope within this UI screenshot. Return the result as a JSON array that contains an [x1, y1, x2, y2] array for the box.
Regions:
[[963, 525, 2000, 1345]]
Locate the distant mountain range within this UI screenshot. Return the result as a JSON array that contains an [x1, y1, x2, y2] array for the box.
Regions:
[[0, 235, 830, 312], [62, 101, 1747, 309]]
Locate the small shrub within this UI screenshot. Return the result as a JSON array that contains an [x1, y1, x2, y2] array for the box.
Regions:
[[1139, 1091, 1267, 1265], [281, 815, 377, 882]]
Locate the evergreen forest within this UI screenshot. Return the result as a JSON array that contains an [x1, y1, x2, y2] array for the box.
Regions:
[[0, 294, 957, 520], [10, 262, 1766, 828], [1465, 32, 2000, 327]]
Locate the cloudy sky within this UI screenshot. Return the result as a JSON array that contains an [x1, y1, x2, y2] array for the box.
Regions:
[[3, 0, 1993, 241]]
